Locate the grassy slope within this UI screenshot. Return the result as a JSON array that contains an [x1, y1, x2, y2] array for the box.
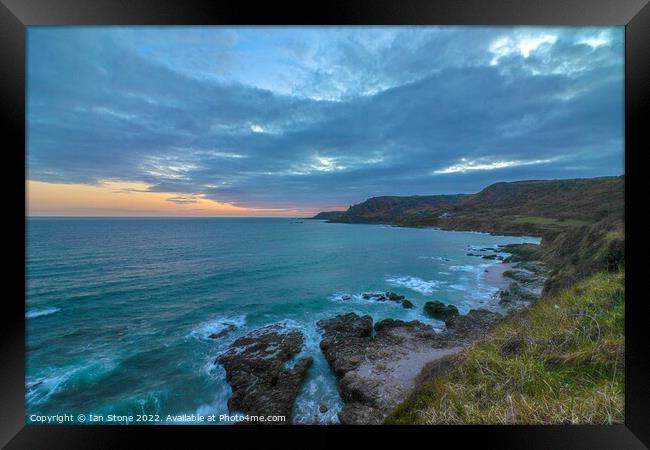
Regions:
[[386, 271, 624, 425], [329, 176, 624, 237]]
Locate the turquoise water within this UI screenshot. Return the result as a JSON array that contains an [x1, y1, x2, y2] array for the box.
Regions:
[[26, 218, 540, 424]]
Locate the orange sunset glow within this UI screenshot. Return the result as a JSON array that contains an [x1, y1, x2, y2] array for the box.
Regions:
[[26, 180, 311, 217]]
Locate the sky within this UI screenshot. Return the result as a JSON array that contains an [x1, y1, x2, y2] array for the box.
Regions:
[[27, 26, 624, 217]]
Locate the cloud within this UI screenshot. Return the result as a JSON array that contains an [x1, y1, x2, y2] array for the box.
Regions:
[[27, 26, 624, 212], [433, 157, 563, 174]]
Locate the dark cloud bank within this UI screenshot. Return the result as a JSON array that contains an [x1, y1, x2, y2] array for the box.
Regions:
[[27, 27, 624, 212]]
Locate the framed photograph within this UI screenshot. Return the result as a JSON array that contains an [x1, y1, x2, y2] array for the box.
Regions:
[[2, 0, 648, 447]]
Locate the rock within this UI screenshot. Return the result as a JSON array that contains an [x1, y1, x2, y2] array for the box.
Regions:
[[362, 292, 387, 301], [499, 243, 540, 262], [216, 323, 312, 421], [318, 304, 508, 424], [319, 402, 329, 413], [401, 299, 414, 309], [318, 312, 372, 338], [341, 294, 351, 301], [208, 323, 236, 339], [513, 261, 546, 275], [423, 301, 459, 321], [499, 282, 540, 304], [444, 309, 501, 339], [318, 313, 372, 377], [338, 403, 384, 425], [502, 269, 538, 284], [318, 313, 451, 424], [386, 292, 405, 301]]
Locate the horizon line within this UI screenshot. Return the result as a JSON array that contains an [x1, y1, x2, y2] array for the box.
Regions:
[[25, 215, 322, 219]]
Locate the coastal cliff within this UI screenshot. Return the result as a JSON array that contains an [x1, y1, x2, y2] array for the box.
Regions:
[[311, 175, 624, 424], [314, 176, 624, 294], [214, 176, 624, 425]]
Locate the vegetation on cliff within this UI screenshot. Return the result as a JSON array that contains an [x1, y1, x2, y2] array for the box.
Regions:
[[310, 211, 346, 220], [322, 176, 622, 236], [327, 194, 468, 224], [311, 175, 625, 425], [386, 271, 625, 425], [314, 176, 624, 295]]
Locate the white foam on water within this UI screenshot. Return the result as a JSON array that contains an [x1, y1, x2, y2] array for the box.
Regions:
[[189, 315, 247, 341], [26, 358, 118, 405], [26, 370, 75, 405], [210, 316, 343, 424], [196, 363, 232, 423], [290, 320, 343, 424], [26, 307, 61, 319], [449, 264, 479, 273], [386, 276, 444, 295], [329, 292, 382, 304], [419, 256, 452, 262]]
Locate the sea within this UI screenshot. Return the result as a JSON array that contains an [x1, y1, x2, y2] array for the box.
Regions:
[[26, 217, 540, 424]]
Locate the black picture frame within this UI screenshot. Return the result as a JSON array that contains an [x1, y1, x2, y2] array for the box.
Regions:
[[2, 0, 648, 447]]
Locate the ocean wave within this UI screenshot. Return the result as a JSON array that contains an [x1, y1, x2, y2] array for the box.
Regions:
[[26, 307, 61, 319], [386, 276, 444, 295], [26, 358, 117, 406]]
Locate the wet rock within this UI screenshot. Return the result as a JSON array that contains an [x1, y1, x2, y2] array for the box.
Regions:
[[386, 292, 405, 301], [208, 323, 237, 339], [362, 292, 387, 301], [216, 323, 313, 421], [341, 294, 351, 301], [423, 301, 459, 321], [401, 299, 414, 309], [319, 402, 329, 413]]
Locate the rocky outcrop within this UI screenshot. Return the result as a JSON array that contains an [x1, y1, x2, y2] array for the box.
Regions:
[[423, 301, 459, 321], [498, 264, 547, 309], [401, 299, 414, 309], [209, 323, 237, 339], [216, 323, 313, 421], [361, 291, 415, 309], [318, 313, 372, 377], [444, 309, 502, 341], [317, 312, 500, 424]]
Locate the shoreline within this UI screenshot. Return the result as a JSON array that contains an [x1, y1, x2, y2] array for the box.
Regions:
[[212, 224, 547, 424], [316, 246, 547, 424]]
